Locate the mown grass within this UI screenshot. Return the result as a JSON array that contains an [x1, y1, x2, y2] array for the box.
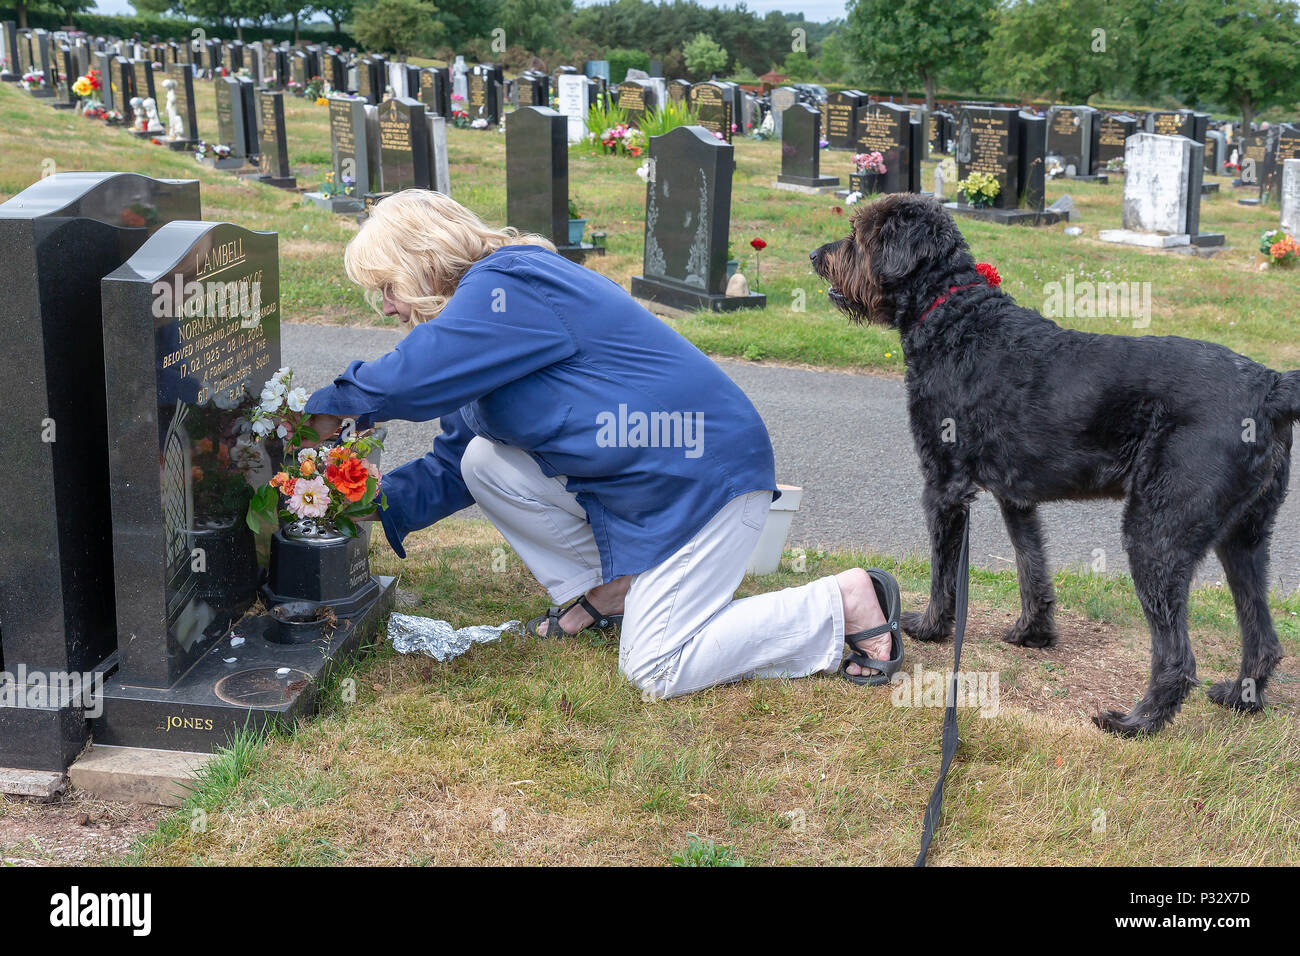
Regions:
[[2, 82, 1298, 376], [122, 519, 1300, 867]]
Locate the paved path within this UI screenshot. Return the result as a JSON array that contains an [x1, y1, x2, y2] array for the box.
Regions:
[[285, 323, 1300, 592]]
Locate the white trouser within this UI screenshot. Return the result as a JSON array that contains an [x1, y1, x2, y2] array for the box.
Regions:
[[459, 437, 846, 698]]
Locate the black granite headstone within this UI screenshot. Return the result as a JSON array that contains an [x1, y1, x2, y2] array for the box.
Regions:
[[855, 102, 913, 194], [99, 221, 277, 690], [1262, 124, 1300, 205], [630, 125, 765, 312], [690, 81, 731, 142], [164, 62, 198, 148], [956, 106, 1020, 210], [0, 172, 201, 771], [376, 96, 430, 192], [1095, 113, 1138, 169], [777, 103, 837, 190], [330, 96, 377, 196], [821, 89, 867, 150], [468, 66, 500, 125], [255, 90, 296, 188], [1046, 105, 1095, 177], [1, 21, 20, 82], [506, 106, 602, 261]]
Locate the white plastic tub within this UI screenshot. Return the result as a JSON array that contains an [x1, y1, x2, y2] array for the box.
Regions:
[[745, 484, 803, 575]]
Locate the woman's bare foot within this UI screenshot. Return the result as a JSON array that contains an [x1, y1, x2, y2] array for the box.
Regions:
[[836, 568, 891, 678], [535, 575, 632, 637]]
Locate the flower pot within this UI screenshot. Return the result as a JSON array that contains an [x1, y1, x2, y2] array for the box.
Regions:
[[268, 600, 336, 644], [726, 259, 740, 278], [262, 519, 379, 617], [745, 485, 804, 575], [850, 171, 884, 195], [568, 217, 587, 245]]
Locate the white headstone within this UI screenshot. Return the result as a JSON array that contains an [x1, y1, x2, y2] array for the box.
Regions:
[[452, 55, 467, 102], [427, 114, 450, 196], [557, 73, 587, 144], [387, 60, 405, 98], [1282, 158, 1300, 234], [1121, 133, 1193, 234]]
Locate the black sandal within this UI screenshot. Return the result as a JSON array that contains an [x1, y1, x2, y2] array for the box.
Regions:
[[840, 568, 904, 687], [525, 595, 623, 639]]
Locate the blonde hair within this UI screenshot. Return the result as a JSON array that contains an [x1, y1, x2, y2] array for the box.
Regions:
[[344, 189, 556, 323]]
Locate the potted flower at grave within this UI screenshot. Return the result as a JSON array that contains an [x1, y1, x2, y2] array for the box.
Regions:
[[726, 240, 739, 278], [72, 68, 102, 112], [245, 367, 388, 628], [567, 198, 587, 245], [1106, 156, 1125, 175], [1259, 229, 1300, 268], [20, 71, 44, 91], [851, 150, 887, 195], [957, 171, 1000, 209]]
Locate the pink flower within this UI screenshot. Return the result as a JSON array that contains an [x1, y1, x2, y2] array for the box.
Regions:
[[287, 476, 329, 519]]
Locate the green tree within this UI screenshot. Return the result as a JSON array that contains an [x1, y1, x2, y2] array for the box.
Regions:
[[500, 0, 570, 53], [845, 0, 995, 109], [683, 32, 727, 78], [353, 0, 445, 55], [1135, 0, 1300, 128], [780, 49, 814, 83], [982, 0, 1129, 104], [314, 0, 355, 32]]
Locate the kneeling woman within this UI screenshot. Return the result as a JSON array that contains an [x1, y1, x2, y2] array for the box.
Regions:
[[305, 190, 902, 697]]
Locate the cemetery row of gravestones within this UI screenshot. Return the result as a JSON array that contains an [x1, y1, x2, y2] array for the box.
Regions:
[[0, 171, 397, 776]]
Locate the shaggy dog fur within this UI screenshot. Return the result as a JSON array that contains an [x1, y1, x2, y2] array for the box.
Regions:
[[811, 193, 1300, 735]]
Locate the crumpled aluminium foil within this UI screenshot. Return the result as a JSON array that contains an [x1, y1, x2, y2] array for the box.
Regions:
[[387, 614, 522, 662]]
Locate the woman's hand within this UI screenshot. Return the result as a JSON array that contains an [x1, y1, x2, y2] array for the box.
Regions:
[[303, 414, 344, 447]]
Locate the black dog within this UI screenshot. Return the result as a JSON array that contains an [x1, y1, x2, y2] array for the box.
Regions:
[[811, 193, 1300, 735]]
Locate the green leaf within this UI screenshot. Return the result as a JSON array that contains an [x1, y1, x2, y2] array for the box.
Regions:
[[336, 514, 358, 537]]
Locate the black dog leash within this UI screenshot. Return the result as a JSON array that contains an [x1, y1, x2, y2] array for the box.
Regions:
[[915, 511, 971, 867]]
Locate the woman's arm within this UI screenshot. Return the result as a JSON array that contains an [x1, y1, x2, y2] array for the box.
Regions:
[[304, 268, 577, 427], [375, 410, 477, 558]]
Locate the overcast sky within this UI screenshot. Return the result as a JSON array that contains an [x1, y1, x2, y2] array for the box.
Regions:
[[87, 0, 847, 26]]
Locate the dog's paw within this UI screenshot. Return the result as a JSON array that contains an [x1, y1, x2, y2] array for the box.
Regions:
[[1091, 709, 1153, 737], [900, 610, 952, 643], [1207, 679, 1267, 713], [1002, 620, 1059, 649]]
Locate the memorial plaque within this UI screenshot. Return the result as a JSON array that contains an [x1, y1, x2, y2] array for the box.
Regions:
[[1, 20, 20, 82], [468, 66, 500, 125], [955, 106, 1020, 210], [0, 172, 200, 769], [165, 62, 198, 145], [690, 82, 731, 142], [557, 72, 588, 143], [377, 96, 430, 191], [1262, 124, 1300, 205], [1281, 159, 1300, 233], [100, 221, 278, 689], [330, 96, 377, 195], [821, 89, 866, 150], [1238, 129, 1269, 187], [855, 102, 913, 193], [256, 90, 295, 186], [1046, 105, 1095, 176], [1096, 113, 1138, 168]]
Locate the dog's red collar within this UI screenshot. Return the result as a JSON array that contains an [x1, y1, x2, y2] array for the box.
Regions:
[[917, 263, 1001, 325]]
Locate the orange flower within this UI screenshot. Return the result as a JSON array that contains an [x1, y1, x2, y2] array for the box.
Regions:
[[217, 443, 229, 464], [191, 465, 204, 481], [194, 438, 212, 453], [270, 471, 292, 490], [299, 457, 316, 477], [326, 457, 370, 502], [327, 445, 355, 463]]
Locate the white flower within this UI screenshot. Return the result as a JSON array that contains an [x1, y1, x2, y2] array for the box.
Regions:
[[251, 418, 273, 437], [286, 387, 308, 412], [276, 423, 290, 439], [845, 191, 863, 205], [275, 366, 292, 384], [259, 389, 282, 413], [636, 162, 651, 182], [297, 447, 318, 462]]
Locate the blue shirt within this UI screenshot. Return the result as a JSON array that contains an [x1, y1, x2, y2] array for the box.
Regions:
[[305, 244, 777, 580]]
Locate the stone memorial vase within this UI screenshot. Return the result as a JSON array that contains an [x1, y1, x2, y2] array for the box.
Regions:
[[567, 217, 587, 245], [263, 517, 379, 628]]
